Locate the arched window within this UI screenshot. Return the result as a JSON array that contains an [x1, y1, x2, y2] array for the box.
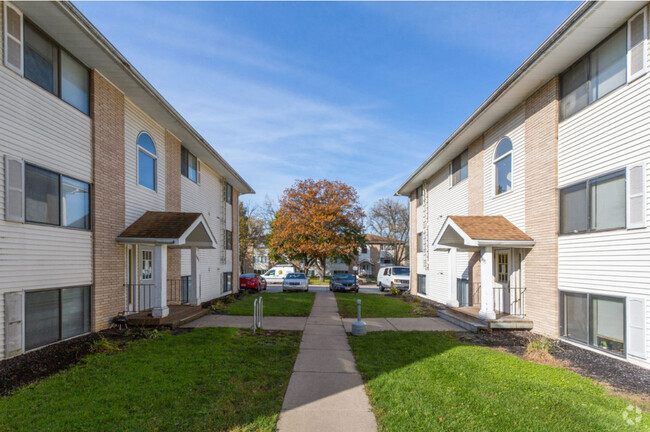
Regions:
[[137, 132, 157, 191], [494, 137, 512, 195]]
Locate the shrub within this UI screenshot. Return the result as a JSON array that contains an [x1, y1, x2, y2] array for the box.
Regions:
[[412, 296, 422, 304], [90, 335, 120, 354], [145, 329, 165, 340], [388, 287, 399, 296], [526, 335, 555, 354]]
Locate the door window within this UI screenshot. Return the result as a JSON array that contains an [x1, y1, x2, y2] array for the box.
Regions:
[[496, 252, 509, 283], [141, 249, 153, 280]]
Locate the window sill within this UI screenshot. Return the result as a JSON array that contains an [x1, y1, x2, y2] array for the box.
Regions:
[[492, 188, 514, 199], [559, 336, 626, 359], [449, 178, 468, 189], [136, 183, 158, 194], [24, 220, 91, 232], [559, 227, 627, 236]]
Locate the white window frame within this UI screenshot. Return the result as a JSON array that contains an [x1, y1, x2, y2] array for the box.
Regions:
[[493, 137, 513, 197], [137, 132, 157, 192], [627, 7, 647, 83], [141, 248, 154, 281], [4, 2, 23, 75]]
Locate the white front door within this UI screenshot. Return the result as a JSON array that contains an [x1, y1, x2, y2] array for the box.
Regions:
[[140, 246, 155, 310], [494, 250, 510, 314]]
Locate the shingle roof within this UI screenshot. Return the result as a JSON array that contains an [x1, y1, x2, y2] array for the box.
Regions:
[[365, 234, 392, 244], [449, 216, 533, 241], [118, 212, 202, 239]]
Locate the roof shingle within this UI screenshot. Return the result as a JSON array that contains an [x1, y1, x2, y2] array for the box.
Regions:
[[449, 216, 533, 241], [118, 212, 202, 239]]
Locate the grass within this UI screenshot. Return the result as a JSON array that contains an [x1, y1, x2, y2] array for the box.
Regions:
[[335, 293, 433, 318], [215, 292, 315, 316], [348, 331, 650, 432], [0, 328, 301, 432], [309, 276, 331, 285]]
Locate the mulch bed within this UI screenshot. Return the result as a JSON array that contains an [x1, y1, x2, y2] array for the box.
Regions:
[[0, 328, 153, 397], [458, 331, 650, 399]]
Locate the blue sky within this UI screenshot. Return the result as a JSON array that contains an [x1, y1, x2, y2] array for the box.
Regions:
[[75, 1, 578, 209]]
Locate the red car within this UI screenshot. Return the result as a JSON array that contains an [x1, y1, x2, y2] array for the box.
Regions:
[[239, 273, 267, 292]]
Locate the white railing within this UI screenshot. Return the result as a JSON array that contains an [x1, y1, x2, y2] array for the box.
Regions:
[[253, 297, 263, 334]]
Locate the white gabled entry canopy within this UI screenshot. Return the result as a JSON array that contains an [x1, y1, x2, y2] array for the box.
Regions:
[[433, 216, 535, 251], [116, 211, 217, 249]]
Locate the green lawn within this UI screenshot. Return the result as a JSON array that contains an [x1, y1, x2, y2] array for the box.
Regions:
[[0, 328, 300, 432], [309, 276, 331, 285], [335, 293, 432, 318], [349, 331, 649, 432], [216, 292, 315, 316]]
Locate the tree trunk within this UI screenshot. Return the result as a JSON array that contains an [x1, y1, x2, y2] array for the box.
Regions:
[[320, 258, 326, 282]]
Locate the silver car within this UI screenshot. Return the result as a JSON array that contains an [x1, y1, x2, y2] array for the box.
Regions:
[[282, 273, 309, 292]]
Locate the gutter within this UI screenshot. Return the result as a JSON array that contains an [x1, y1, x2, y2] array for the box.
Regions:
[[57, 1, 255, 195], [395, 1, 597, 196]]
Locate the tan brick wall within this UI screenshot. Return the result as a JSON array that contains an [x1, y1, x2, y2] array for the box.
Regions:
[[409, 190, 418, 294], [165, 131, 181, 284], [91, 71, 126, 330], [232, 188, 240, 292], [467, 135, 484, 288], [524, 78, 559, 337]]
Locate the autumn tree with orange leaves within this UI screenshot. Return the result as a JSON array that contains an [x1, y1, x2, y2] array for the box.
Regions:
[[268, 179, 365, 281]]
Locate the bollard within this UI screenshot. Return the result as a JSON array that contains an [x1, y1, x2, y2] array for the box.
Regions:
[[351, 298, 367, 336]]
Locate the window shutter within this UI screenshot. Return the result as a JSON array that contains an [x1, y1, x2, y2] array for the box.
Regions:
[[628, 7, 647, 82], [627, 164, 645, 229], [4, 155, 24, 223], [4, 292, 23, 357], [627, 298, 646, 358], [197, 159, 201, 184], [4, 2, 23, 75]]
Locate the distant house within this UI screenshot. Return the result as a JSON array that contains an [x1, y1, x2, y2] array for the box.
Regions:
[[243, 236, 272, 274], [326, 234, 406, 278]]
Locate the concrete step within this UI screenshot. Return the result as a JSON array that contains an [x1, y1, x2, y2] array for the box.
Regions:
[[438, 309, 487, 333], [172, 307, 209, 328]]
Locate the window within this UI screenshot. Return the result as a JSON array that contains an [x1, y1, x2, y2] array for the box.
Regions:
[[24, 163, 90, 230], [225, 183, 233, 204], [560, 291, 626, 356], [223, 272, 233, 293], [21, 20, 89, 114], [416, 186, 423, 207], [361, 246, 368, 254], [137, 132, 157, 191], [493, 138, 512, 195], [450, 150, 468, 186], [417, 232, 423, 253], [417, 274, 426, 295], [25, 164, 59, 225], [560, 170, 626, 234], [25, 286, 90, 350], [181, 146, 198, 183], [225, 229, 233, 250], [560, 26, 627, 120], [61, 176, 90, 229]]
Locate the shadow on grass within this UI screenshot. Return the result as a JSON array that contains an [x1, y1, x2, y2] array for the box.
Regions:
[[0, 328, 301, 432], [347, 331, 650, 432]]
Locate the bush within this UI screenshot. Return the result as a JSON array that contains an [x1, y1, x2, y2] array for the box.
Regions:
[[388, 287, 399, 296], [412, 296, 422, 304], [145, 329, 165, 340], [90, 335, 120, 354], [526, 335, 555, 354]]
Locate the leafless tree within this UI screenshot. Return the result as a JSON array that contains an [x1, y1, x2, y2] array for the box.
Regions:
[[239, 201, 266, 273], [367, 198, 409, 265]]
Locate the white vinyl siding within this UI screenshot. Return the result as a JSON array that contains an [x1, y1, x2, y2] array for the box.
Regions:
[[559, 36, 650, 366], [421, 165, 469, 304], [124, 99, 166, 226], [180, 161, 228, 301], [483, 105, 526, 230]]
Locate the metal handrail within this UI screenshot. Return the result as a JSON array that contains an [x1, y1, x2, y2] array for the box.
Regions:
[[123, 283, 156, 312], [493, 285, 526, 317], [253, 297, 263, 334]]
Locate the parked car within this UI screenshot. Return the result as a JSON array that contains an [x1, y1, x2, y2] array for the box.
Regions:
[[239, 273, 267, 292], [282, 273, 309, 292], [377, 266, 410, 292], [261, 265, 295, 284], [329, 274, 359, 293]]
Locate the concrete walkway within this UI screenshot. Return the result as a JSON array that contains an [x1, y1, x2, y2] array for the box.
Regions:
[[276, 292, 377, 432], [342, 317, 462, 332], [181, 315, 306, 331]]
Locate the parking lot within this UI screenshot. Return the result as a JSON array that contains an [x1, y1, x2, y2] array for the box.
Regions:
[[264, 283, 385, 295]]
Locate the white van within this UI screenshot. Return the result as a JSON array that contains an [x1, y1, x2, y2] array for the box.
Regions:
[[377, 266, 410, 292], [261, 265, 295, 284]]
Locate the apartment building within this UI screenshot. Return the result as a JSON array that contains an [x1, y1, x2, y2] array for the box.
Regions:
[[398, 2, 650, 369], [0, 1, 253, 360]]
